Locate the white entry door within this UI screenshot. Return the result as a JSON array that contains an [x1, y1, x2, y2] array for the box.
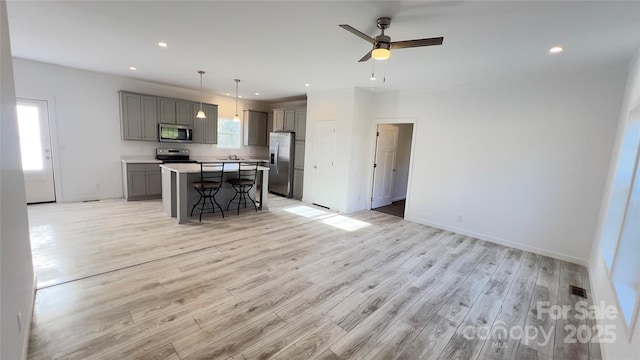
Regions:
[[17, 99, 56, 203], [372, 124, 399, 208], [312, 120, 336, 209]]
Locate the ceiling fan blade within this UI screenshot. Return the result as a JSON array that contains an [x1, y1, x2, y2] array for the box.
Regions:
[[339, 24, 375, 44], [390, 37, 444, 49], [358, 51, 372, 62]]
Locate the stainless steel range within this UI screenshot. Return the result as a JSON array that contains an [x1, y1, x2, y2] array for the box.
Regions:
[[156, 148, 198, 163]]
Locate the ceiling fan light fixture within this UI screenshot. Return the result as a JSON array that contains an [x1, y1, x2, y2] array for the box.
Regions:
[[372, 48, 391, 61]]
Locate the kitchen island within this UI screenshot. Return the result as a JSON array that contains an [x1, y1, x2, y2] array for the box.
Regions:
[[160, 161, 269, 224]]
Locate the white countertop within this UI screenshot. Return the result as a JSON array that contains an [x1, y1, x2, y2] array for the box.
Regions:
[[120, 158, 162, 164], [121, 158, 267, 164], [160, 162, 269, 173], [192, 158, 268, 163]]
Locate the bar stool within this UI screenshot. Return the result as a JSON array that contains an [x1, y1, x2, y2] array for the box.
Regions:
[[190, 162, 225, 221], [226, 162, 259, 215]]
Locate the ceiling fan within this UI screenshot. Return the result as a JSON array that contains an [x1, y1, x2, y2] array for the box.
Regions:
[[339, 17, 444, 62]]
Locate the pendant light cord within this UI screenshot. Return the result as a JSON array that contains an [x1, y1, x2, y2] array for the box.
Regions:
[[234, 79, 240, 118], [198, 70, 205, 111]]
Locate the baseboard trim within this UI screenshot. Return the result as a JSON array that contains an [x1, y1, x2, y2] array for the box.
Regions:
[[22, 273, 37, 360], [61, 193, 124, 203], [404, 217, 589, 266]]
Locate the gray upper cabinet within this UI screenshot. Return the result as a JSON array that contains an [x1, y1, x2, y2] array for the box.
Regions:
[[193, 104, 218, 144], [157, 98, 177, 124], [120, 91, 158, 141], [121, 91, 218, 142], [294, 109, 306, 140], [273, 109, 285, 131], [158, 98, 195, 127], [176, 101, 194, 127], [284, 109, 295, 131], [244, 110, 268, 146]]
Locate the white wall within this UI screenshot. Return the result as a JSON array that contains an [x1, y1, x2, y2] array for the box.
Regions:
[[0, 2, 35, 359], [304, 88, 355, 211], [12, 59, 272, 202], [304, 88, 375, 213], [589, 49, 640, 359], [392, 124, 413, 201], [370, 68, 626, 265], [346, 88, 375, 213]]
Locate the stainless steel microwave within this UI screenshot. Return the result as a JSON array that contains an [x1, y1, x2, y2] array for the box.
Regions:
[[158, 123, 193, 143]]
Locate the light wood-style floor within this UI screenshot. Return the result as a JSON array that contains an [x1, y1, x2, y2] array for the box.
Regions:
[[27, 196, 601, 359]]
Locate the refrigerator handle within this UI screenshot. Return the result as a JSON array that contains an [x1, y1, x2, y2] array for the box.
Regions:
[[274, 141, 279, 175]]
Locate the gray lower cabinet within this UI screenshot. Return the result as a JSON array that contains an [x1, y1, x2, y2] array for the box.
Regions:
[[122, 163, 162, 201], [293, 169, 304, 199], [120, 91, 158, 141], [294, 140, 305, 169], [244, 110, 268, 146], [193, 104, 218, 144]]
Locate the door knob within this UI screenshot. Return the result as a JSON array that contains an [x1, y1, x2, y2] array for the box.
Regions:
[[45, 156, 51, 159], [44, 149, 50, 153]]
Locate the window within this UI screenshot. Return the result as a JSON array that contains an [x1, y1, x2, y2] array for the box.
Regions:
[[16, 104, 44, 171], [217, 118, 241, 148], [600, 104, 640, 330]]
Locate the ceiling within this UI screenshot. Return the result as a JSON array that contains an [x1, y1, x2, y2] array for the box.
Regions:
[[6, 1, 640, 102]]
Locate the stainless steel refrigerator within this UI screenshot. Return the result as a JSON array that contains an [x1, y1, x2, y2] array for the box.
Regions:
[[269, 132, 295, 197]]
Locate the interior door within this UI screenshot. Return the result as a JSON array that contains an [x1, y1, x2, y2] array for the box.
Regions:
[[16, 98, 56, 203], [372, 124, 399, 208], [312, 120, 336, 209]]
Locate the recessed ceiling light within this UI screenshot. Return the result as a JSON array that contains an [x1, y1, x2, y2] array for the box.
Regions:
[[129, 66, 137, 71], [254, 92, 260, 96], [225, 93, 230, 96], [238, 95, 243, 98], [158, 42, 168, 48], [304, 83, 310, 87], [549, 46, 563, 54]]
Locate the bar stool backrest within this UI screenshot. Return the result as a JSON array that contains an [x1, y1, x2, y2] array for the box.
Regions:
[[237, 162, 258, 183], [200, 162, 225, 184]]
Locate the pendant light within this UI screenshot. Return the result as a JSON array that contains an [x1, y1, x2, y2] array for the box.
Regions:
[[195, 70, 206, 119], [233, 79, 241, 122]]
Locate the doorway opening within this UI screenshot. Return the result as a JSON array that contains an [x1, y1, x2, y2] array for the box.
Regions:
[[16, 98, 56, 204], [371, 123, 413, 218]]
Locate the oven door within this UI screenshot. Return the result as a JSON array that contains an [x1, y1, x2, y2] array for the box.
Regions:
[[158, 124, 193, 143]]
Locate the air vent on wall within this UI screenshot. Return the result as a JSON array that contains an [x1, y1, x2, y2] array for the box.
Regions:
[[569, 285, 587, 299]]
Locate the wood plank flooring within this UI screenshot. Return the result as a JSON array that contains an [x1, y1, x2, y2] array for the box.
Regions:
[[27, 196, 601, 359]]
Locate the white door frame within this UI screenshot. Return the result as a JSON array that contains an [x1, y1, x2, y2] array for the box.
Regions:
[[17, 96, 63, 203], [368, 117, 418, 212]]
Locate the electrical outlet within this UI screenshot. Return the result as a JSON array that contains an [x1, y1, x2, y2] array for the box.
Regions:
[[457, 215, 463, 223], [95, 184, 101, 190], [17, 312, 22, 333]]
